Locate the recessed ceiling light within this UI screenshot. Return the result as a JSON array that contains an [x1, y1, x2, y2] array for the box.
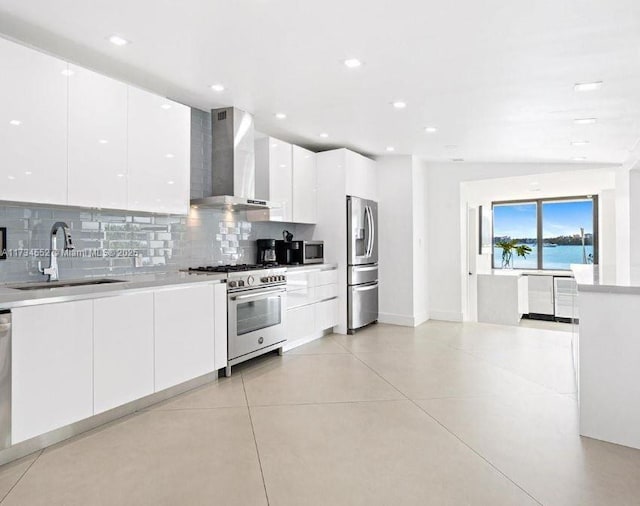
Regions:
[[275, 113, 287, 119], [574, 118, 597, 125], [117, 173, 125, 178], [108, 34, 130, 46], [344, 58, 362, 68], [392, 101, 407, 109], [160, 103, 172, 110], [572, 156, 587, 161], [7, 175, 15, 180], [424, 126, 438, 133], [210, 83, 225, 92], [61, 69, 75, 76], [167, 180, 175, 185], [165, 153, 175, 158], [98, 139, 109, 144], [25, 171, 32, 175], [9, 120, 21, 126], [279, 164, 286, 168], [571, 140, 590, 146], [574, 81, 603, 92], [386, 146, 395, 152], [319, 132, 329, 138]]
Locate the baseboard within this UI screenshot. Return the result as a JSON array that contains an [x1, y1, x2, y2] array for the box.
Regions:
[[413, 311, 430, 327], [378, 312, 416, 327], [283, 328, 333, 352], [429, 310, 464, 322]]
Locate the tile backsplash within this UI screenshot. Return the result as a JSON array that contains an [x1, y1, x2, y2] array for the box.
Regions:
[[0, 204, 313, 284]]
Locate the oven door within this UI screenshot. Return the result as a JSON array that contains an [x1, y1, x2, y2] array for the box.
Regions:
[[228, 287, 287, 361]]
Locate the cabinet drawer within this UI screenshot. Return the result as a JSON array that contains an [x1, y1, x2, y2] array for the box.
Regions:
[[286, 305, 315, 342], [286, 287, 316, 308], [315, 283, 338, 300], [286, 271, 314, 292], [312, 269, 338, 287], [315, 299, 338, 331]]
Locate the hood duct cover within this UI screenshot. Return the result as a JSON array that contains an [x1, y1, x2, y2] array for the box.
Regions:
[[190, 107, 276, 210]]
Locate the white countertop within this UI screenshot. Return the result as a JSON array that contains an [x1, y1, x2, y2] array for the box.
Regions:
[[283, 263, 338, 272], [0, 271, 227, 309], [478, 269, 574, 277], [571, 264, 640, 295]]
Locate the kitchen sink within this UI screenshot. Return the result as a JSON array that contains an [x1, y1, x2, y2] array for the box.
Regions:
[[9, 278, 126, 291]]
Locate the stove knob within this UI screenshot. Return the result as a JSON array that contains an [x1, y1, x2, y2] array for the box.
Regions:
[[228, 281, 237, 288], [280, 275, 286, 281], [237, 280, 245, 287], [247, 275, 254, 286], [261, 277, 268, 282], [270, 276, 276, 282]]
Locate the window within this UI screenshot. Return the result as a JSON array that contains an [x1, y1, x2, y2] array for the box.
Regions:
[[492, 196, 598, 270]]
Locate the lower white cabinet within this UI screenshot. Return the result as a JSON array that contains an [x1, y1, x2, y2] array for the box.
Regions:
[[154, 284, 217, 391], [12, 300, 93, 444], [527, 275, 555, 315], [93, 293, 155, 414], [286, 304, 316, 343], [315, 299, 339, 331]]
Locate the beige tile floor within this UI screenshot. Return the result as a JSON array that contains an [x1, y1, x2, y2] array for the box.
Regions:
[[2, 321, 640, 505]]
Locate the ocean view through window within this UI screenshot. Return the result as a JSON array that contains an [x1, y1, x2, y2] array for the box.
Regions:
[[492, 196, 597, 270]]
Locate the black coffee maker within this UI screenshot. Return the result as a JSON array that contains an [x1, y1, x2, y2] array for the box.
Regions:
[[256, 239, 277, 265], [275, 230, 301, 265]]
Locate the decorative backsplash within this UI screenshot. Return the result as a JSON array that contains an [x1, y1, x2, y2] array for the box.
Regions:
[[0, 204, 312, 284]]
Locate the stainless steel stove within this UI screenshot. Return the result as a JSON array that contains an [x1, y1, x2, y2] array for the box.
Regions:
[[188, 264, 287, 376]]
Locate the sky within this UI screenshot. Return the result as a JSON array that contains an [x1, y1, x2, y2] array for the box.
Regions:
[[493, 200, 593, 239]]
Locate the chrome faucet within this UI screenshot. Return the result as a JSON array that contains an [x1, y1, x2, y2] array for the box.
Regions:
[[38, 222, 74, 282]]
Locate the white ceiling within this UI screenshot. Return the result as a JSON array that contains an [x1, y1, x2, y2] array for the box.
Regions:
[[1, 0, 640, 164]]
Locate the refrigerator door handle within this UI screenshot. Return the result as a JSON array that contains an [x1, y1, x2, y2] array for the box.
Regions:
[[368, 205, 375, 258]]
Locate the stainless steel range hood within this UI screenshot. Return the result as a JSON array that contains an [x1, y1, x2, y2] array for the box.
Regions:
[[190, 107, 277, 210]]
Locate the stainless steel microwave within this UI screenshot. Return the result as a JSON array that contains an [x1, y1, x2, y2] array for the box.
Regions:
[[302, 241, 324, 264]]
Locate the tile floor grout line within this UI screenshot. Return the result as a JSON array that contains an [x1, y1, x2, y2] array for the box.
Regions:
[[344, 339, 545, 506], [240, 371, 271, 506], [0, 450, 43, 505]]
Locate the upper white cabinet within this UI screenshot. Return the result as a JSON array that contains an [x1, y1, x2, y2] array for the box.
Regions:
[[292, 146, 318, 224], [67, 64, 128, 209], [127, 87, 191, 215], [255, 136, 293, 221], [345, 149, 378, 201], [93, 293, 155, 414], [0, 37, 191, 214], [0, 37, 68, 205], [12, 300, 94, 444]]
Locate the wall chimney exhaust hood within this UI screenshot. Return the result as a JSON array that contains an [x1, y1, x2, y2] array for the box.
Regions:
[[190, 107, 278, 210]]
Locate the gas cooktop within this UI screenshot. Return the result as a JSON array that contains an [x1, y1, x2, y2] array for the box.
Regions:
[[187, 263, 279, 274]]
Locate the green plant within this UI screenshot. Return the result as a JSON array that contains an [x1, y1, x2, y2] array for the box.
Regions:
[[496, 239, 532, 268]]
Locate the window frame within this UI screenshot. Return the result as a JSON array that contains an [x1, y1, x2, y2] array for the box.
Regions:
[[491, 195, 599, 271]]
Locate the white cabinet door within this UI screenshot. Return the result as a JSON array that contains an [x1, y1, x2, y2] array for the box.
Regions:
[[527, 275, 555, 315], [0, 38, 68, 205], [127, 87, 191, 215], [255, 137, 293, 221], [286, 304, 315, 343], [93, 293, 154, 414], [12, 300, 93, 443], [213, 283, 228, 371], [154, 284, 216, 391], [67, 64, 128, 210], [315, 298, 339, 332], [345, 150, 377, 201], [292, 146, 317, 223]]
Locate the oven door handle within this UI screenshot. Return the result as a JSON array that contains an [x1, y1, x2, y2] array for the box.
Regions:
[[231, 288, 286, 301]]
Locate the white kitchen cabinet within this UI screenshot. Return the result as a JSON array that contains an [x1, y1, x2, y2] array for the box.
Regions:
[[0, 37, 68, 206], [127, 86, 191, 215], [93, 293, 155, 414], [255, 137, 293, 221], [154, 284, 217, 391], [292, 146, 317, 223], [345, 149, 378, 201], [67, 64, 128, 209], [554, 277, 579, 319], [11, 300, 93, 444], [315, 298, 339, 331], [286, 304, 316, 343], [213, 283, 228, 371], [527, 275, 555, 315]]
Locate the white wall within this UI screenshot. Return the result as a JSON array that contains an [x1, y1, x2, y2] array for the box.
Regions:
[[629, 167, 640, 284], [376, 155, 429, 326], [426, 162, 619, 322]]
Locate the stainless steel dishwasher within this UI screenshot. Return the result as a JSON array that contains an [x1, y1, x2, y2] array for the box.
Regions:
[[0, 310, 10, 450]]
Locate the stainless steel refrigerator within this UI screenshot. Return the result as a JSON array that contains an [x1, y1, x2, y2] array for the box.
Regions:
[[347, 196, 378, 333]]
